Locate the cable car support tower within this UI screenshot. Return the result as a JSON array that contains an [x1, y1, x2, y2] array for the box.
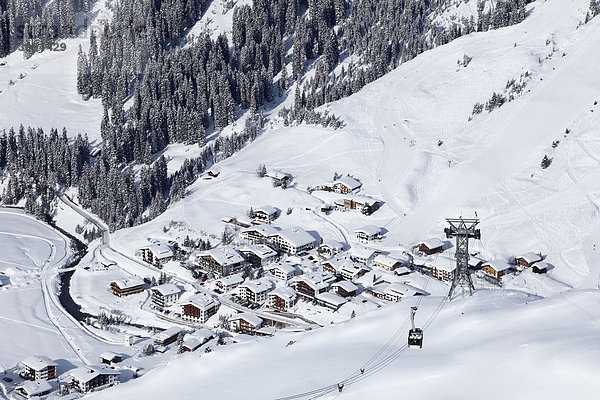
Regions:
[[444, 218, 480, 299]]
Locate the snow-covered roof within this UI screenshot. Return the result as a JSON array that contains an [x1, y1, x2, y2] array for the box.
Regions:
[[316, 292, 348, 307], [421, 238, 444, 249], [483, 259, 511, 272], [355, 225, 381, 236], [141, 241, 174, 259], [532, 261, 550, 270], [198, 247, 245, 266], [518, 252, 543, 263], [112, 277, 144, 289], [240, 244, 278, 259], [154, 326, 184, 342], [273, 227, 317, 247], [188, 328, 214, 342], [182, 336, 203, 350], [239, 279, 274, 294], [22, 355, 57, 370], [182, 293, 219, 311], [99, 351, 120, 361], [69, 367, 119, 383], [269, 286, 297, 302], [349, 246, 379, 259], [374, 254, 402, 267], [337, 194, 379, 204], [332, 280, 358, 293], [294, 272, 335, 291], [255, 206, 278, 215], [216, 274, 244, 287], [230, 312, 263, 327], [339, 260, 371, 276], [16, 379, 52, 396], [152, 283, 181, 297], [241, 225, 280, 237], [434, 262, 457, 272], [334, 176, 362, 190], [267, 262, 297, 275], [320, 239, 345, 251], [385, 282, 425, 297]]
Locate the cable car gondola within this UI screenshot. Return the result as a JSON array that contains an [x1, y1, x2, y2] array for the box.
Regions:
[[408, 306, 423, 349]]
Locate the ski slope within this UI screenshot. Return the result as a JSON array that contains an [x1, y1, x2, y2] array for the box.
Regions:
[[95, 0, 600, 398]]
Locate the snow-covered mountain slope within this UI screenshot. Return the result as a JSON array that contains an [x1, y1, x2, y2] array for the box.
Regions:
[[92, 0, 600, 398]]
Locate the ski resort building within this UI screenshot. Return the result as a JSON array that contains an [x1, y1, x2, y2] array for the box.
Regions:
[[110, 277, 145, 297], [154, 326, 184, 346], [229, 313, 263, 334], [138, 242, 174, 267], [319, 240, 345, 257], [266, 262, 299, 281], [269, 227, 318, 255], [267, 287, 298, 311], [335, 195, 381, 215], [315, 292, 348, 310], [151, 283, 182, 307], [181, 294, 220, 323], [21, 356, 57, 381], [197, 247, 246, 277], [516, 252, 543, 268], [215, 274, 244, 292], [481, 260, 512, 282], [240, 245, 278, 268], [331, 176, 362, 194], [415, 238, 444, 255], [373, 254, 404, 271], [368, 282, 426, 302], [355, 225, 382, 243], [15, 380, 53, 399], [253, 206, 279, 224], [68, 367, 119, 393], [430, 263, 456, 282], [238, 279, 274, 304], [240, 225, 280, 244], [331, 281, 358, 297], [349, 247, 380, 266], [322, 257, 371, 281], [291, 272, 336, 298]]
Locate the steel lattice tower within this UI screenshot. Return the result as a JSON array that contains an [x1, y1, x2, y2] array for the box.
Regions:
[[444, 218, 481, 299]]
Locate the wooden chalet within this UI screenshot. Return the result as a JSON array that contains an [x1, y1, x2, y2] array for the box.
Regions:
[[335, 195, 381, 215], [416, 238, 444, 255], [291, 272, 335, 298], [481, 260, 512, 282], [373, 254, 404, 271], [15, 380, 53, 399], [197, 247, 246, 277], [181, 294, 220, 323], [181, 330, 214, 352], [516, 252, 543, 268], [532, 261, 549, 274], [331, 176, 362, 194], [110, 277, 144, 297], [229, 313, 263, 334], [253, 206, 279, 224], [350, 247, 380, 266], [331, 281, 358, 297], [100, 352, 122, 365], [153, 326, 184, 346], [319, 240, 345, 257], [21, 356, 57, 381], [267, 287, 298, 311]]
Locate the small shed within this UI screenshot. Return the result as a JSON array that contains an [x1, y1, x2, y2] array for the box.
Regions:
[[100, 351, 122, 365], [531, 261, 549, 274]]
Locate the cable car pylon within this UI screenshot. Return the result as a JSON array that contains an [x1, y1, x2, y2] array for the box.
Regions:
[[444, 217, 480, 299]]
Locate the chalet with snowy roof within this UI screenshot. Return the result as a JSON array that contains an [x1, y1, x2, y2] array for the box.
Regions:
[[367, 282, 426, 302], [269, 227, 319, 255], [230, 313, 263, 334], [267, 287, 298, 311], [316, 292, 348, 310], [266, 262, 299, 281], [151, 283, 182, 307], [100, 352, 121, 365], [240, 225, 280, 244], [481, 260, 512, 282], [110, 277, 144, 297], [153, 326, 184, 346], [68, 367, 119, 393], [331, 281, 358, 297], [181, 294, 219, 323], [332, 176, 362, 194], [322, 258, 371, 281], [139, 241, 174, 267], [355, 225, 382, 244], [335, 195, 381, 215], [430, 262, 456, 282], [516, 252, 543, 268], [253, 206, 279, 224], [319, 240, 345, 257], [240, 244, 278, 268], [21, 356, 57, 381], [197, 247, 246, 277], [373, 254, 404, 271], [215, 274, 244, 292], [532, 261, 549, 274], [15, 380, 53, 399], [238, 279, 274, 304], [181, 330, 214, 352], [349, 247, 380, 266], [267, 171, 293, 186], [291, 272, 336, 298], [415, 238, 444, 255]]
